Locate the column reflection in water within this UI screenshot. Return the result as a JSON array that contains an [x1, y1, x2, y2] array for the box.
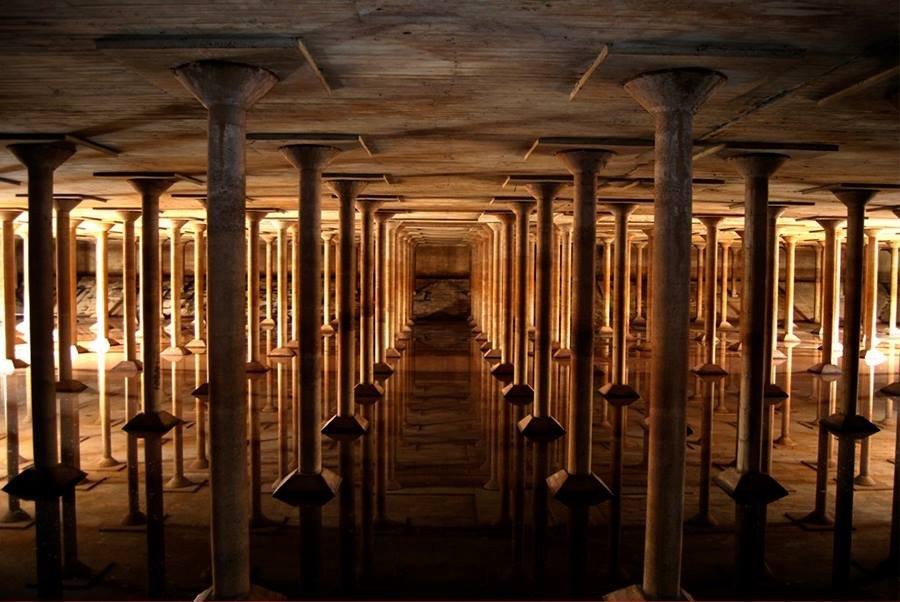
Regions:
[[360, 402, 375, 582], [1, 363, 30, 523], [248, 373, 274, 528], [774, 344, 797, 448], [96, 353, 121, 468], [165, 360, 196, 489], [191, 355, 209, 471], [123, 374, 145, 525]]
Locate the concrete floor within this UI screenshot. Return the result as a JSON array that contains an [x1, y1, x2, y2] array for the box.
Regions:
[[0, 318, 897, 600]]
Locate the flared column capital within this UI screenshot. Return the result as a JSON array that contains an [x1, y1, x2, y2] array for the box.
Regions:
[[280, 144, 341, 172], [624, 67, 726, 115], [729, 153, 789, 179], [7, 140, 76, 172], [174, 59, 278, 111]]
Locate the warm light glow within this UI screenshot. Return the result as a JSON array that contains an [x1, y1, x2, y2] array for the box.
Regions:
[[0, 359, 15, 377], [93, 338, 111, 354], [864, 348, 886, 367]]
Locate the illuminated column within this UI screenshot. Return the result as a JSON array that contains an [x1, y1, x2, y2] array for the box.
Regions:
[[623, 67, 725, 599], [111, 212, 142, 372], [92, 222, 118, 352], [174, 59, 278, 599], [54, 198, 86, 392], [719, 239, 734, 330], [354, 197, 384, 403], [186, 221, 207, 350], [600, 235, 613, 334], [492, 211, 515, 374], [5, 140, 80, 599], [0, 211, 25, 367], [862, 228, 883, 362], [374, 211, 395, 375], [781, 234, 800, 343], [384, 222, 401, 358], [321, 230, 336, 336], [633, 240, 647, 327], [554, 220, 573, 358], [269, 221, 294, 357], [288, 224, 300, 349], [245, 211, 268, 372], [694, 240, 706, 324], [889, 240, 900, 338], [693, 215, 727, 375], [162, 219, 190, 357], [260, 232, 276, 329]]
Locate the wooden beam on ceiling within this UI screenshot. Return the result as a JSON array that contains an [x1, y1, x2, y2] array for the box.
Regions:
[[569, 45, 609, 102], [816, 64, 900, 106], [295, 37, 334, 96]]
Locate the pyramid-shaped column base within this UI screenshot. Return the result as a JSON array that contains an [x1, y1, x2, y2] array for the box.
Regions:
[[272, 467, 341, 507], [354, 382, 384, 406], [322, 414, 369, 441], [373, 361, 394, 377], [547, 470, 613, 507], [245, 360, 270, 373], [111, 359, 143, 373], [518, 414, 565, 443], [502, 383, 534, 406], [56, 379, 88, 393], [2, 463, 86, 501]]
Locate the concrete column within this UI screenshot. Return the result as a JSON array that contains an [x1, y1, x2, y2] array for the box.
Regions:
[[504, 199, 536, 405], [694, 216, 727, 375], [355, 197, 384, 403], [548, 150, 614, 506], [492, 212, 516, 374], [863, 229, 883, 362], [623, 67, 725, 600], [528, 231, 537, 334], [273, 146, 342, 592], [374, 212, 394, 374], [719, 240, 734, 330], [600, 236, 613, 334], [91, 222, 118, 352], [186, 221, 207, 350], [53, 198, 86, 392], [321, 230, 336, 336], [767, 211, 785, 366], [633, 240, 646, 326], [270, 221, 293, 356], [814, 242, 824, 331], [3, 141, 78, 599], [781, 235, 800, 342], [483, 223, 501, 356], [261, 232, 276, 330], [112, 211, 142, 372], [889, 241, 900, 337], [636, 227, 655, 352], [809, 219, 844, 375], [323, 179, 369, 440], [245, 211, 268, 372], [600, 202, 641, 580], [723, 153, 790, 592], [288, 224, 300, 348], [69, 218, 86, 355], [14, 225, 29, 347], [174, 59, 278, 600], [0, 212, 25, 368], [121, 176, 180, 596], [385, 222, 401, 358], [554, 221, 573, 357], [827, 188, 882, 588], [694, 240, 706, 324], [161, 220, 189, 357]]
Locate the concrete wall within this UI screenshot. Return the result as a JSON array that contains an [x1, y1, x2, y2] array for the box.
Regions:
[[414, 245, 471, 320]]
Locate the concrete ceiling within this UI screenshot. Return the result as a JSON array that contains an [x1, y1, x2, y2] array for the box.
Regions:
[[0, 1, 898, 241]]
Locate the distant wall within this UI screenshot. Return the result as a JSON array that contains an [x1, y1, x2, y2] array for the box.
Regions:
[[414, 245, 471, 320]]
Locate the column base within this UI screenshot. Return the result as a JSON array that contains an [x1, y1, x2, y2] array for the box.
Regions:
[[603, 584, 693, 601], [385, 347, 401, 359], [599, 325, 613, 335], [166, 475, 199, 490], [122, 410, 182, 438], [8, 358, 28, 369], [714, 467, 788, 505], [2, 463, 86, 500], [690, 363, 729, 377], [727, 340, 742, 351], [552, 347, 571, 360], [518, 414, 565, 442], [764, 383, 789, 403], [397, 331, 411, 341], [111, 359, 143, 373], [502, 383, 534, 406], [631, 316, 646, 327], [482, 348, 501, 360], [685, 512, 719, 529], [272, 467, 341, 507], [373, 361, 394, 376], [354, 382, 384, 405], [807, 362, 841, 375], [718, 321, 734, 331], [95, 456, 123, 469], [191, 383, 209, 398], [547, 470, 613, 507], [89, 338, 119, 353], [260, 318, 276, 329], [490, 362, 514, 377], [56, 379, 88, 393], [598, 383, 640, 407], [0, 507, 32, 524], [635, 341, 652, 352], [474, 333, 487, 343], [185, 338, 207, 351], [772, 347, 787, 360], [786, 509, 834, 529], [245, 360, 270, 373], [395, 340, 407, 352], [161, 345, 191, 358], [772, 435, 796, 448], [820, 413, 880, 440], [864, 348, 887, 364], [72, 343, 91, 355], [320, 324, 334, 336], [322, 414, 369, 441], [120, 510, 147, 527], [854, 474, 879, 488], [268, 346, 296, 358], [781, 332, 801, 343], [286, 339, 299, 349], [190, 457, 210, 470]]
